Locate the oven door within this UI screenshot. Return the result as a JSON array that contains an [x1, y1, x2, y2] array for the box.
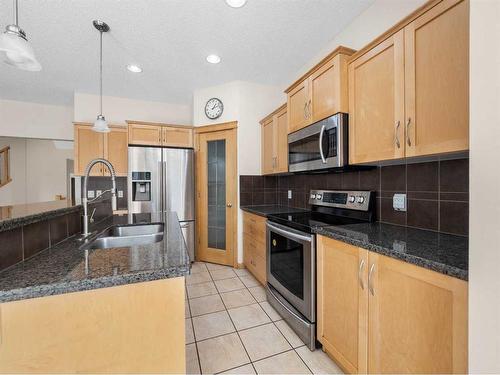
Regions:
[[288, 113, 347, 173], [266, 221, 315, 322]]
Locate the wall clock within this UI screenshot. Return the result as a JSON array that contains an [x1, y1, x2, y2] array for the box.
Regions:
[[205, 98, 224, 120]]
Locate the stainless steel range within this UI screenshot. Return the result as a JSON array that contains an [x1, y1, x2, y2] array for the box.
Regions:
[[266, 190, 374, 350]]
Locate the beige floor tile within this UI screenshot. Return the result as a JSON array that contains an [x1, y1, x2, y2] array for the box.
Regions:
[[186, 343, 201, 374], [234, 268, 251, 277], [274, 320, 305, 348], [220, 364, 256, 374], [197, 333, 250, 374], [185, 302, 191, 318], [189, 294, 226, 317], [239, 275, 260, 288], [220, 289, 257, 309], [186, 271, 212, 285], [192, 310, 235, 341], [296, 346, 344, 374], [187, 281, 218, 299], [215, 277, 246, 293], [239, 323, 291, 361], [228, 303, 271, 331], [186, 318, 195, 344], [191, 262, 208, 274], [259, 301, 282, 321], [248, 285, 267, 302], [253, 350, 312, 374], [206, 262, 231, 271], [210, 267, 237, 281]]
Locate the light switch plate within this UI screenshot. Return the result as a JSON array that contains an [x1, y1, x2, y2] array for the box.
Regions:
[[288, 190, 292, 199], [87, 190, 95, 199], [118, 190, 124, 198], [393, 193, 407, 211], [96, 190, 102, 197]]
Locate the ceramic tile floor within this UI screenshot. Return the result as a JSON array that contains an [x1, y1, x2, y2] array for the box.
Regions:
[[185, 262, 344, 374]]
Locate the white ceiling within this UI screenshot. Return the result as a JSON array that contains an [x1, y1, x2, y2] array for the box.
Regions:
[[0, 0, 372, 106]]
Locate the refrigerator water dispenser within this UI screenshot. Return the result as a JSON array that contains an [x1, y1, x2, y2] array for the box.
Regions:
[[132, 172, 151, 201]]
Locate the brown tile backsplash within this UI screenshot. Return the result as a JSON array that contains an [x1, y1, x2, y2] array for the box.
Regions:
[[0, 228, 23, 271], [23, 220, 50, 259], [50, 215, 69, 246], [240, 157, 469, 236]]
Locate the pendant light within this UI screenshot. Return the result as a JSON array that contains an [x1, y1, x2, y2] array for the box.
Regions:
[[92, 20, 110, 133], [0, 0, 41, 71]]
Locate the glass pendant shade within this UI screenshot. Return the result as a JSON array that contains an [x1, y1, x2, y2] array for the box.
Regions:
[[0, 26, 41, 71], [92, 115, 110, 133]]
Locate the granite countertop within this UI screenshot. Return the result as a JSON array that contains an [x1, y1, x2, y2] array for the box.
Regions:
[[314, 222, 468, 280], [240, 205, 308, 217], [0, 200, 81, 232], [0, 211, 190, 303]]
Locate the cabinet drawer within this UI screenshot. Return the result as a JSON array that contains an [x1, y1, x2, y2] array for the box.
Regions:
[[243, 233, 266, 259], [242, 212, 266, 244]]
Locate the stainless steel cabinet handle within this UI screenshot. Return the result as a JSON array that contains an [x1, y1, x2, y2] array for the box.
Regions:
[[395, 120, 401, 149], [358, 259, 365, 290], [406, 117, 412, 146], [368, 263, 375, 296], [318, 124, 327, 164], [226, 203, 232, 208]]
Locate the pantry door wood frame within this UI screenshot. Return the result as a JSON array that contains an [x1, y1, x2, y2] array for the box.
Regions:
[[194, 122, 238, 267]]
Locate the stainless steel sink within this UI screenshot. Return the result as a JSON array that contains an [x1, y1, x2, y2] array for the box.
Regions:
[[82, 223, 164, 250]]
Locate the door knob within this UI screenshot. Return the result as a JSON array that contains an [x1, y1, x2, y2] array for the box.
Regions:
[[227, 203, 233, 208]]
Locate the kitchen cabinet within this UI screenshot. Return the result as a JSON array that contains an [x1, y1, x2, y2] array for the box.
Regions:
[[317, 235, 467, 374], [348, 0, 468, 164], [128, 121, 193, 148], [0, 278, 186, 373], [242, 211, 266, 284], [285, 46, 354, 134], [260, 104, 288, 175], [74, 123, 128, 176]]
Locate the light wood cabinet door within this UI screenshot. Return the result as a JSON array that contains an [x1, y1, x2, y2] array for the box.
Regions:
[[287, 80, 310, 134], [367, 252, 468, 374], [310, 55, 348, 122], [74, 125, 104, 176], [104, 127, 128, 176], [349, 30, 405, 164], [404, 0, 469, 157], [317, 235, 368, 374], [275, 107, 288, 173], [261, 118, 275, 175], [163, 126, 193, 148], [128, 123, 162, 146]]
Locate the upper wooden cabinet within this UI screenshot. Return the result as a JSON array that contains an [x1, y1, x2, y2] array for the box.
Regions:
[[285, 46, 355, 134], [349, 0, 469, 164], [317, 235, 468, 374], [127, 121, 193, 148], [260, 104, 288, 175], [74, 123, 128, 176]]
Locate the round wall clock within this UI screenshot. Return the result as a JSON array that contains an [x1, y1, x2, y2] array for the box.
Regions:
[[205, 97, 224, 120]]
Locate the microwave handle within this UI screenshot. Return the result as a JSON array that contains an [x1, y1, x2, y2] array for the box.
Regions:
[[318, 124, 327, 164]]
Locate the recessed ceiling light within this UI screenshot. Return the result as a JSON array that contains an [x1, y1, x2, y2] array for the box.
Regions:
[[225, 0, 247, 8], [127, 64, 143, 73], [206, 54, 221, 64]]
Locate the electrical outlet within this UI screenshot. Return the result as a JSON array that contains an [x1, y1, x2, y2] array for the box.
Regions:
[[393, 193, 407, 211], [96, 190, 102, 197], [288, 190, 292, 199], [87, 190, 95, 199], [118, 190, 124, 198]]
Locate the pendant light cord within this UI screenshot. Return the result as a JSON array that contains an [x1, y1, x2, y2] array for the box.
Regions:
[[99, 29, 103, 116], [14, 0, 19, 26]]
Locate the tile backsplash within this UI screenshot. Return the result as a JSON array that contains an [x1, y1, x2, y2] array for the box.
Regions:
[[240, 158, 469, 236]]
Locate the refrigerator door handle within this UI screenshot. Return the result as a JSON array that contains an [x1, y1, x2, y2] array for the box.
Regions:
[[158, 160, 163, 213]]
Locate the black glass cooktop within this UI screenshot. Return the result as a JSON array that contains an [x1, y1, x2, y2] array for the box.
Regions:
[[267, 211, 366, 233]]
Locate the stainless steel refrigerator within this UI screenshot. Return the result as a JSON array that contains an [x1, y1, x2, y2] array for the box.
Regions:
[[128, 146, 195, 261]]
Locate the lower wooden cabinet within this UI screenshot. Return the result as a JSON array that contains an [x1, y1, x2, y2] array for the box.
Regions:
[[317, 235, 468, 374], [242, 211, 267, 284]]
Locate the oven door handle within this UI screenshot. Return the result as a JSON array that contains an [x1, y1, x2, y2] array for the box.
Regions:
[[266, 222, 312, 243], [318, 124, 327, 164], [267, 285, 311, 326]]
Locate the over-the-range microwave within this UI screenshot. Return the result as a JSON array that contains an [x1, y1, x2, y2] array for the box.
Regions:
[[288, 113, 348, 173]]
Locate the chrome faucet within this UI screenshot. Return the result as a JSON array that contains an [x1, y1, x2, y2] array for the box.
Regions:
[[82, 158, 117, 236]]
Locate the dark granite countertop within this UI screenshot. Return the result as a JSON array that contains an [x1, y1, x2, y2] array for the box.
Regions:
[[0, 200, 81, 232], [314, 223, 468, 280], [240, 205, 308, 217], [0, 211, 190, 303]]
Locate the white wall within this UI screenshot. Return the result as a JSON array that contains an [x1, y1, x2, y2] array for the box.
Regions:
[[193, 80, 284, 262], [469, 0, 500, 372], [0, 99, 73, 140], [74, 93, 192, 126]]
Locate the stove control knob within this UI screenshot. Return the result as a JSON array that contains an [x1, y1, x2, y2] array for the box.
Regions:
[[316, 194, 322, 200], [310, 194, 316, 200], [357, 196, 365, 204], [348, 195, 356, 203]]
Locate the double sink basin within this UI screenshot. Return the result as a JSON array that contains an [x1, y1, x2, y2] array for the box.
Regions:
[[81, 223, 165, 250]]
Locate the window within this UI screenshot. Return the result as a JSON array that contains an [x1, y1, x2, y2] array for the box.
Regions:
[[0, 146, 11, 187]]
